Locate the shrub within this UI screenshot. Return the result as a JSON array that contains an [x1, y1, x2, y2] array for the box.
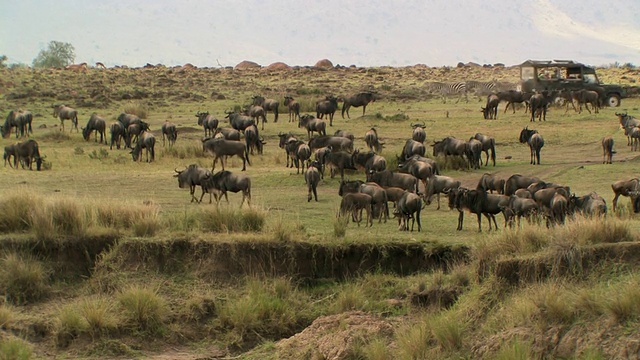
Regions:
[[123, 101, 149, 119], [0, 253, 48, 305], [49, 198, 87, 236], [0, 337, 32, 360], [118, 286, 168, 333], [78, 296, 118, 337], [132, 217, 160, 237], [88, 148, 109, 160]]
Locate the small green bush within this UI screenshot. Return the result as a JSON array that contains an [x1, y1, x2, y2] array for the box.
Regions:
[[88, 148, 109, 160], [0, 337, 32, 360], [118, 286, 168, 333], [78, 296, 118, 337], [39, 130, 71, 142], [55, 305, 89, 344], [0, 253, 48, 305]]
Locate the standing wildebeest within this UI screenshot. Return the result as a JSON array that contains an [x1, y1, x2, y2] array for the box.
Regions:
[[569, 192, 607, 217], [252, 95, 279, 123], [477, 173, 505, 194], [339, 193, 373, 227], [529, 91, 556, 122], [243, 105, 267, 131], [225, 111, 256, 132], [411, 123, 427, 143], [602, 136, 614, 164], [395, 191, 422, 231], [109, 122, 125, 150], [557, 89, 579, 114], [432, 137, 468, 165], [519, 128, 544, 165], [504, 174, 541, 196], [308, 135, 353, 153], [339, 180, 389, 223], [305, 161, 321, 202], [291, 140, 312, 174], [174, 164, 212, 203], [448, 188, 507, 231], [352, 149, 387, 173], [82, 113, 107, 144], [195, 112, 219, 137], [278, 132, 297, 168], [334, 129, 355, 141], [467, 138, 483, 170], [324, 150, 356, 180], [53, 105, 79, 132], [481, 93, 499, 120], [214, 127, 242, 141], [502, 195, 539, 228], [611, 178, 640, 212], [161, 121, 178, 148], [202, 137, 251, 171], [284, 96, 300, 123], [201, 170, 252, 207], [472, 133, 496, 166], [299, 114, 326, 139], [397, 156, 435, 191], [125, 122, 150, 148], [131, 131, 156, 162], [399, 139, 426, 162], [497, 90, 533, 114], [548, 192, 569, 226], [364, 128, 383, 153], [572, 89, 600, 114], [3, 144, 17, 168], [244, 124, 265, 155], [342, 91, 376, 119], [2, 110, 32, 138], [424, 175, 461, 210], [617, 113, 640, 145], [367, 170, 419, 194], [316, 96, 339, 126], [14, 139, 43, 170]]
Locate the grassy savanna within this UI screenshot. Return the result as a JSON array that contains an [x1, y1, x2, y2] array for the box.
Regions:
[[0, 64, 640, 358]]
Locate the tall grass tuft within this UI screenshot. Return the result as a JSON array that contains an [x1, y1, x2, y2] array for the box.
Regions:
[[362, 337, 391, 360], [604, 279, 640, 323], [0, 337, 32, 360], [0, 193, 42, 233], [330, 285, 366, 313], [118, 285, 168, 333], [429, 311, 466, 351], [0, 304, 17, 329], [530, 282, 576, 325], [55, 304, 89, 345], [434, 154, 468, 171], [198, 207, 265, 233], [162, 143, 207, 159], [560, 216, 634, 245], [492, 337, 533, 360], [48, 198, 87, 236], [396, 320, 433, 359], [78, 296, 118, 337], [94, 202, 159, 232], [333, 215, 348, 238], [123, 101, 149, 119], [39, 130, 71, 142], [0, 252, 48, 305]]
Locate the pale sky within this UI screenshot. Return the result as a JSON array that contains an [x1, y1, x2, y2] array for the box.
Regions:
[[1, 0, 639, 68]]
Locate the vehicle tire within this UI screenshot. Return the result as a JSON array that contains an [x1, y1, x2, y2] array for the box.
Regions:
[[606, 94, 621, 107]]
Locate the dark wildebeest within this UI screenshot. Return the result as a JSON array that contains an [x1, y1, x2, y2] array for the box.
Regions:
[[252, 95, 279, 123], [472, 133, 496, 166], [502, 195, 539, 228], [367, 170, 419, 194], [399, 139, 426, 162], [448, 188, 508, 231], [53, 105, 79, 132], [339, 180, 389, 223], [195, 112, 219, 137], [341, 91, 376, 119], [334, 129, 355, 141], [529, 91, 556, 122], [161, 121, 178, 148], [243, 105, 267, 131], [214, 127, 242, 141], [467, 138, 483, 170], [572, 89, 600, 114], [299, 114, 326, 140], [602, 136, 614, 164], [481, 93, 499, 119], [116, 113, 143, 143], [547, 192, 569, 226], [2, 110, 32, 138], [278, 132, 297, 168], [626, 125, 640, 151], [225, 111, 256, 132], [519, 127, 544, 165], [338, 193, 373, 227], [308, 135, 353, 153], [477, 173, 505, 194], [82, 113, 107, 144], [397, 156, 435, 192], [324, 150, 356, 180], [284, 95, 300, 123], [201, 170, 252, 207], [411, 123, 427, 143], [202, 137, 251, 171], [244, 124, 265, 155], [109, 122, 125, 150], [569, 192, 607, 217], [504, 174, 541, 196], [290, 140, 312, 175], [497, 90, 533, 114], [3, 144, 17, 168], [131, 131, 156, 162], [316, 96, 339, 126], [352, 149, 387, 173], [617, 113, 640, 145], [424, 175, 461, 210], [611, 178, 640, 212], [395, 191, 422, 231], [305, 161, 322, 202], [432, 137, 468, 165], [364, 128, 383, 153], [125, 122, 150, 148], [557, 89, 579, 114], [14, 139, 43, 170], [174, 164, 212, 203]]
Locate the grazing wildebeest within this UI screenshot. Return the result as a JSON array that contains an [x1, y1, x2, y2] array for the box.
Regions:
[[316, 96, 339, 126], [125, 122, 150, 148], [363, 128, 383, 154], [278, 132, 297, 168], [339, 180, 389, 223], [497, 90, 533, 114], [399, 139, 426, 162], [432, 137, 468, 165], [504, 174, 542, 196], [53, 104, 79, 132], [201, 170, 252, 207], [572, 89, 600, 114], [195, 112, 219, 137], [367, 170, 419, 194], [225, 111, 256, 132], [161, 121, 178, 148], [324, 150, 356, 180], [299, 114, 326, 139], [481, 93, 499, 119], [82, 113, 107, 144], [395, 191, 422, 231], [3, 144, 17, 168], [109, 122, 125, 150], [502, 195, 539, 228], [202, 137, 250, 171], [14, 139, 43, 170], [116, 113, 143, 131], [569, 192, 607, 217], [284, 96, 300, 123], [131, 131, 156, 162], [214, 127, 242, 141], [519, 127, 544, 165], [174, 164, 212, 203], [305, 161, 322, 202], [424, 175, 460, 210], [243, 105, 267, 131], [611, 178, 640, 212], [411, 123, 427, 143], [352, 149, 387, 173], [602, 136, 614, 164], [466, 138, 483, 170], [472, 133, 496, 166], [308, 135, 353, 153], [529, 91, 556, 122], [477, 173, 505, 194], [244, 124, 265, 155], [397, 156, 435, 191], [341, 91, 376, 119], [334, 129, 355, 141], [339, 193, 373, 227], [252, 95, 279, 123], [548, 192, 569, 226], [2, 110, 32, 138], [514, 188, 533, 198]]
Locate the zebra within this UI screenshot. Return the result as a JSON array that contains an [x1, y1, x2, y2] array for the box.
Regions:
[[465, 80, 497, 102], [427, 82, 468, 104]]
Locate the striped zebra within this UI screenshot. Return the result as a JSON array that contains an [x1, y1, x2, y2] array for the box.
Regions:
[[465, 80, 497, 101], [427, 82, 468, 104]]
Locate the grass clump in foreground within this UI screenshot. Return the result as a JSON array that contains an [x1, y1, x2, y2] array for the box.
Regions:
[[118, 285, 168, 333], [0, 337, 32, 360], [198, 207, 265, 233], [0, 252, 48, 305]]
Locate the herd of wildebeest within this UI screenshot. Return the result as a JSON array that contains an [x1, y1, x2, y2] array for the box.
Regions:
[[2, 89, 640, 232]]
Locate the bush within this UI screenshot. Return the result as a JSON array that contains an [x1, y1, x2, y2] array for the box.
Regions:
[[55, 305, 89, 345], [118, 286, 168, 333], [78, 297, 118, 337], [0, 253, 48, 305], [0, 337, 32, 360], [123, 101, 149, 119]]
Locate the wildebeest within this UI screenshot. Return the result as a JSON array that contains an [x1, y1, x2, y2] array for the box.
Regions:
[[174, 164, 212, 203], [519, 127, 544, 165], [477, 173, 505, 194], [201, 170, 252, 207], [299, 114, 326, 139], [334, 129, 355, 141], [244, 124, 265, 155], [364, 128, 383, 153], [399, 139, 426, 162], [497, 90, 533, 114], [352, 149, 387, 173], [504, 174, 541, 196], [548, 192, 569, 226], [109, 122, 125, 150], [611, 178, 640, 212], [481, 93, 499, 119], [284, 96, 300, 123], [202, 137, 251, 171], [338, 193, 373, 227], [472, 133, 496, 167], [339, 180, 389, 223], [341, 91, 376, 119], [424, 175, 461, 210], [602, 136, 614, 164], [214, 127, 242, 141], [466, 138, 483, 169], [324, 150, 356, 180], [367, 170, 419, 194], [131, 131, 156, 162], [252, 95, 279, 123], [308, 135, 353, 153], [569, 192, 607, 217], [617, 113, 640, 145], [225, 111, 256, 132], [529, 91, 556, 122], [626, 126, 640, 151], [53, 104, 79, 132], [305, 161, 322, 202], [243, 105, 267, 131], [2, 110, 32, 138], [3, 144, 17, 168], [502, 195, 539, 228], [195, 112, 219, 137], [572, 89, 600, 114], [278, 132, 297, 168], [316, 96, 339, 126], [161, 121, 178, 148], [556, 89, 579, 114], [290, 140, 312, 174], [125, 122, 150, 148], [82, 113, 107, 144], [14, 139, 43, 170], [397, 156, 435, 191], [395, 191, 422, 231], [411, 123, 427, 143], [432, 137, 468, 165], [116, 113, 143, 130]]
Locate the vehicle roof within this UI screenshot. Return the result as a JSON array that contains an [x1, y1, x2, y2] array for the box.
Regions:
[[519, 60, 592, 68]]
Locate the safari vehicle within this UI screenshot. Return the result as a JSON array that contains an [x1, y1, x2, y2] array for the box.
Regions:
[[517, 59, 626, 107]]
